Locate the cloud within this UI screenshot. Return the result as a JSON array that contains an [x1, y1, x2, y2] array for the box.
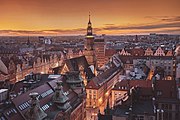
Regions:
[[145, 16, 180, 22], [161, 16, 180, 22], [104, 24, 116, 26], [0, 28, 87, 36], [103, 22, 180, 30], [0, 16, 180, 35]]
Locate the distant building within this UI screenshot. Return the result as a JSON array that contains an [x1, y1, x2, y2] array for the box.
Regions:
[[94, 37, 106, 68], [130, 47, 144, 56], [16, 54, 60, 81], [0, 47, 19, 57], [154, 47, 165, 56], [144, 47, 154, 56], [119, 48, 131, 56], [39, 36, 52, 45], [166, 50, 173, 56], [133, 56, 175, 80]]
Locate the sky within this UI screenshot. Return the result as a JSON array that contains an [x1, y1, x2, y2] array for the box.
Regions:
[[0, 0, 180, 36]]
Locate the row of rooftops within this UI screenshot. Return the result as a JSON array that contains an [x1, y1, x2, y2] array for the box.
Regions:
[[0, 72, 86, 120], [105, 45, 180, 57], [0, 52, 61, 75], [98, 78, 179, 119]]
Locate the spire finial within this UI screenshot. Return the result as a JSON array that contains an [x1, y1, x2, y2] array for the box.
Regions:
[[89, 12, 91, 23]]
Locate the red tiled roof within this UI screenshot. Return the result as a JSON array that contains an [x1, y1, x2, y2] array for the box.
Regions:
[[156, 80, 177, 99], [86, 66, 121, 89], [105, 49, 117, 56], [130, 48, 145, 56], [85, 79, 98, 89], [112, 80, 152, 90], [61, 56, 94, 78]]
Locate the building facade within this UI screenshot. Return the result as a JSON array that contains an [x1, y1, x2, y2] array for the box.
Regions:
[[86, 66, 123, 108], [94, 37, 106, 68]]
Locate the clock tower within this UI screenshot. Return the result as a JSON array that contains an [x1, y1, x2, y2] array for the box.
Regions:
[[84, 13, 96, 70]]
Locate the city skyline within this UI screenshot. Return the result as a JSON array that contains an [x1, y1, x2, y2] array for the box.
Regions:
[[0, 0, 180, 36]]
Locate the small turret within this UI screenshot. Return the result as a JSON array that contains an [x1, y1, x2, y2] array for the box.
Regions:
[[66, 71, 84, 89], [25, 92, 47, 120], [52, 81, 71, 111]]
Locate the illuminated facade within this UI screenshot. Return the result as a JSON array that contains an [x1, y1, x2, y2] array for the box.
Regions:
[[86, 66, 123, 108], [16, 54, 60, 81]]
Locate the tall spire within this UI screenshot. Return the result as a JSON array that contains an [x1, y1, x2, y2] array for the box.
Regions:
[[88, 12, 91, 24]]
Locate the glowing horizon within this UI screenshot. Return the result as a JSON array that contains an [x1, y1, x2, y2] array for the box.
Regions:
[[0, 0, 180, 36]]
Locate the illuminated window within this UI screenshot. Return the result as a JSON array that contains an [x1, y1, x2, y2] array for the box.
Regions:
[[19, 101, 30, 111], [41, 104, 50, 111]]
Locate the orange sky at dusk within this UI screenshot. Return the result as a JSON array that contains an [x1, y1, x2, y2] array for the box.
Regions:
[[0, 0, 180, 36]]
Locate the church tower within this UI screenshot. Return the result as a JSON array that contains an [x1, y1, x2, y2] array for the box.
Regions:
[[84, 13, 96, 70]]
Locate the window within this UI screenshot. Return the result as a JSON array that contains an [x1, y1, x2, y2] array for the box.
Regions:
[[18, 101, 30, 111], [40, 89, 53, 99], [169, 113, 172, 120], [41, 104, 50, 111], [168, 66, 171, 70], [165, 104, 168, 109], [169, 104, 172, 109], [93, 95, 96, 99], [164, 113, 168, 118], [136, 116, 144, 120], [176, 105, 179, 111], [89, 95, 92, 99], [169, 72, 171, 75], [6, 108, 17, 116], [175, 113, 179, 120], [157, 91, 162, 96], [161, 104, 164, 109], [0, 116, 6, 120]]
